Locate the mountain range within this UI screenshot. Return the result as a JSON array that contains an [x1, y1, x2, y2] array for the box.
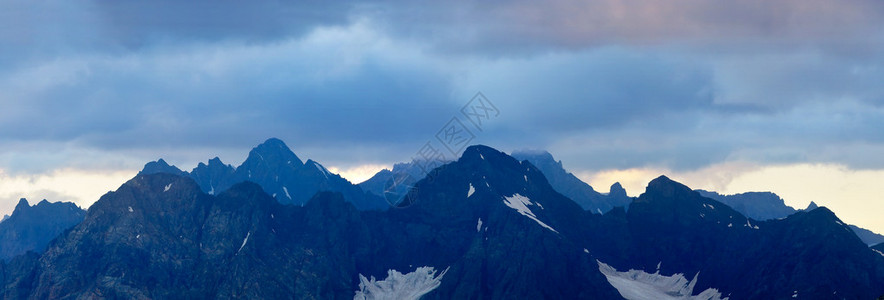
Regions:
[[360, 150, 633, 213], [698, 190, 884, 246], [1, 140, 883, 298], [140, 138, 387, 211]]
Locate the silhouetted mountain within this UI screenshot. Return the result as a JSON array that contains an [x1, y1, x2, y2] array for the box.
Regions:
[[358, 159, 451, 206], [375, 145, 622, 298], [189, 157, 235, 196], [359, 168, 393, 196], [1, 151, 621, 298], [853, 225, 884, 246], [698, 190, 884, 246], [137, 158, 185, 176], [140, 138, 387, 210], [0, 199, 85, 261], [696, 190, 796, 220], [0, 174, 367, 298], [589, 177, 884, 299], [806, 201, 819, 210], [512, 150, 632, 213], [4, 145, 884, 299]]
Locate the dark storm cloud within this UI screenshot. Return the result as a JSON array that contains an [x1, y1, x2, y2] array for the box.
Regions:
[[1, 0, 884, 173], [90, 0, 353, 46], [0, 27, 456, 149]]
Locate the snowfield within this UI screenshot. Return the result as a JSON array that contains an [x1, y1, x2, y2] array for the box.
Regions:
[[597, 261, 728, 300], [354, 266, 448, 300]]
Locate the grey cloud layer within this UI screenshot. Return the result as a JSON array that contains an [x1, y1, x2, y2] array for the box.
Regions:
[[1, 0, 883, 173]]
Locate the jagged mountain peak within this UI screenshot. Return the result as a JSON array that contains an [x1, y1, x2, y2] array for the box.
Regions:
[[11, 198, 82, 216], [510, 150, 569, 176], [135, 138, 385, 210], [243, 138, 303, 168], [13, 198, 29, 212], [139, 158, 186, 176], [0, 198, 86, 261], [609, 182, 627, 197], [510, 149, 631, 213], [198, 157, 229, 168], [806, 201, 819, 210]]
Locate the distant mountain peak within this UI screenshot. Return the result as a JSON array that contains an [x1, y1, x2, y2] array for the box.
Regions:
[[609, 182, 627, 197], [1, 197, 86, 260], [14, 198, 29, 212], [801, 205, 834, 218], [510, 149, 632, 213], [140, 138, 387, 210], [139, 158, 186, 176], [207, 157, 225, 166], [806, 201, 819, 211], [695, 189, 797, 221], [650, 174, 673, 183], [644, 175, 692, 198], [247, 138, 303, 167], [511, 149, 555, 160]]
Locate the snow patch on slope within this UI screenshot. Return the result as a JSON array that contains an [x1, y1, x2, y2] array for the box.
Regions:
[[237, 231, 250, 254], [503, 194, 558, 233], [313, 161, 331, 179], [597, 261, 728, 300], [164, 183, 172, 192], [744, 219, 759, 230], [354, 266, 448, 300], [468, 183, 475, 198], [283, 186, 292, 200]]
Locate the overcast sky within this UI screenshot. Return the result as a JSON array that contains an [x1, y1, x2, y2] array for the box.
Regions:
[[2, 0, 884, 232]]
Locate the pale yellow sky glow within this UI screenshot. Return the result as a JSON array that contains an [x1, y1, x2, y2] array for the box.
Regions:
[[0, 163, 391, 219], [0, 168, 136, 217], [326, 164, 391, 185], [579, 163, 884, 234]]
